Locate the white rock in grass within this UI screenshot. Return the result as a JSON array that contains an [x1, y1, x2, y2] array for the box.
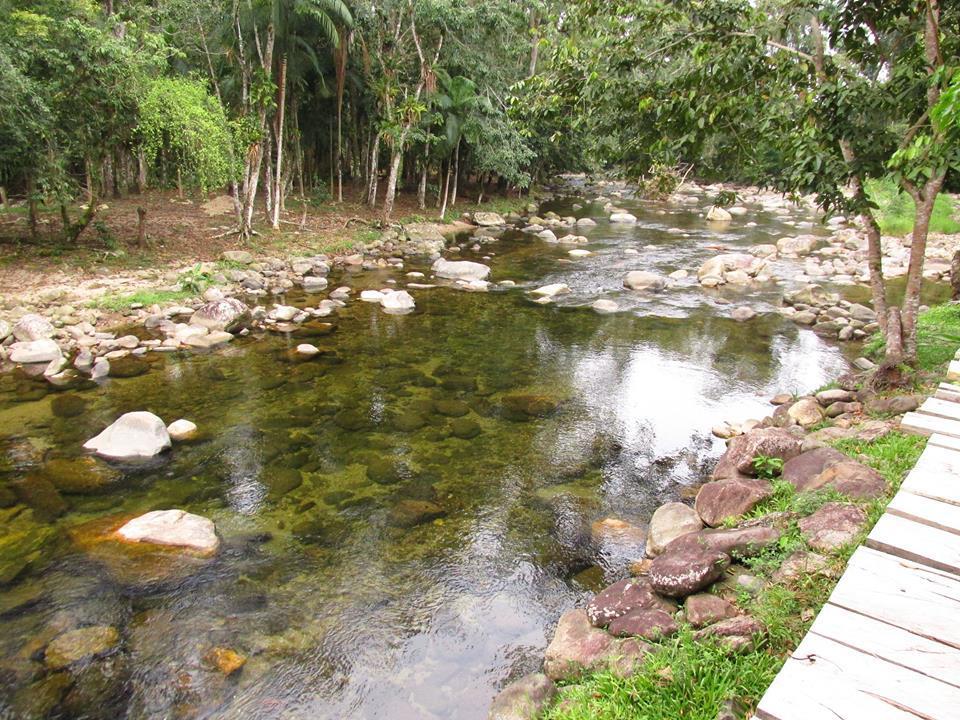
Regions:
[[167, 419, 198, 441], [117, 509, 219, 555], [84, 411, 171, 460]]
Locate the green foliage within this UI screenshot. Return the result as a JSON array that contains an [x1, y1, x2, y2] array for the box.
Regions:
[[91, 288, 193, 311], [832, 432, 926, 488], [177, 264, 216, 294], [139, 77, 236, 193], [638, 164, 682, 200], [865, 178, 960, 236], [751, 455, 783, 480], [864, 302, 960, 373]]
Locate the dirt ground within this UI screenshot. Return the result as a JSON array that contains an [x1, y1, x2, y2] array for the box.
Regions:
[[0, 183, 517, 296]]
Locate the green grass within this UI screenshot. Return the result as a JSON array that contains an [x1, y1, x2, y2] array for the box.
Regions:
[[864, 302, 960, 374], [90, 288, 193, 311], [866, 178, 960, 236]]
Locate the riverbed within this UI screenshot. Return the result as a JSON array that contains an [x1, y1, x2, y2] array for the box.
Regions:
[[0, 189, 856, 718]]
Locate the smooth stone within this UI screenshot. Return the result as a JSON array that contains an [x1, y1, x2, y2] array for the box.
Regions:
[[381, 290, 416, 314], [9, 339, 62, 364], [684, 593, 738, 628], [296, 343, 320, 357], [117, 509, 220, 555], [13, 314, 55, 341], [44, 626, 119, 670], [592, 299, 619, 314], [694, 477, 773, 527], [712, 427, 803, 479], [649, 544, 730, 598], [487, 673, 557, 720], [166, 419, 198, 441], [646, 502, 703, 557], [190, 298, 250, 332], [799, 502, 867, 552], [432, 258, 491, 282], [607, 608, 678, 640], [543, 608, 651, 681], [83, 411, 172, 461], [623, 271, 666, 292], [787, 397, 823, 427], [530, 283, 571, 298]]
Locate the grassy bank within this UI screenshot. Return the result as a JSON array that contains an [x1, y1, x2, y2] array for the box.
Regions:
[[863, 302, 960, 376], [866, 178, 960, 236]]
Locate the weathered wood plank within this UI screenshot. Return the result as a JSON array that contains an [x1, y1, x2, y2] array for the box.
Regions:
[[917, 396, 960, 421], [901, 464, 960, 506], [901, 411, 960, 438], [866, 513, 960, 575], [888, 490, 960, 533], [755, 631, 960, 720], [828, 547, 960, 649], [935, 387, 960, 403], [810, 604, 960, 689], [938, 381, 960, 396], [926, 432, 960, 453]]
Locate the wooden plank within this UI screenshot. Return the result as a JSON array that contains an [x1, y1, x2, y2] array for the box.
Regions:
[[755, 631, 960, 720], [938, 381, 960, 394], [935, 386, 960, 403], [901, 464, 960, 506], [900, 411, 960, 438], [809, 604, 960, 689], [887, 491, 960, 535], [926, 432, 960, 452], [917, 396, 960, 421], [866, 513, 960, 575], [828, 547, 960, 649]]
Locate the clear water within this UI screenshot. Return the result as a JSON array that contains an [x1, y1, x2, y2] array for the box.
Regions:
[[0, 190, 858, 719]]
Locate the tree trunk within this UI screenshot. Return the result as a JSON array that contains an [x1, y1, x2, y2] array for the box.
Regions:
[[0, 186, 6, 207], [382, 147, 403, 223], [528, 9, 540, 78], [177, 167, 183, 198], [26, 175, 38, 239], [439, 158, 452, 219], [136, 150, 147, 193], [901, 177, 945, 360], [102, 156, 114, 199], [136, 206, 147, 247], [951, 250, 960, 301], [451, 137, 461, 207], [270, 55, 287, 230], [417, 154, 428, 210], [367, 132, 381, 208], [334, 29, 349, 203]]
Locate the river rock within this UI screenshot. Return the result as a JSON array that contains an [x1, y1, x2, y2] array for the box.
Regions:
[[44, 626, 120, 670], [648, 544, 730, 598], [117, 509, 220, 555], [783, 284, 838, 308], [684, 593, 738, 628], [405, 223, 447, 254], [815, 388, 856, 406], [731, 307, 756, 322], [592, 299, 619, 314], [296, 343, 320, 357], [623, 271, 666, 291], [799, 503, 867, 552], [11, 476, 67, 520], [488, 673, 557, 720], [864, 395, 920, 415], [706, 206, 732, 222], [381, 290, 416, 314], [646, 502, 703, 556], [697, 253, 765, 286], [543, 609, 651, 681], [166, 419, 198, 441], [474, 212, 505, 227], [694, 477, 773, 527], [771, 551, 832, 583], [432, 258, 491, 282], [590, 518, 646, 548], [607, 608, 678, 640], [43, 457, 120, 494], [190, 297, 250, 332], [13, 314, 55, 341], [204, 647, 246, 676], [387, 499, 446, 528], [672, 525, 780, 558], [609, 212, 637, 223], [776, 235, 820, 256], [787, 397, 823, 427], [182, 330, 233, 348], [693, 615, 765, 652], [781, 447, 847, 491], [84, 412, 171, 460], [586, 578, 666, 627], [713, 427, 803, 479], [9, 339, 62, 364], [814, 460, 886, 499]]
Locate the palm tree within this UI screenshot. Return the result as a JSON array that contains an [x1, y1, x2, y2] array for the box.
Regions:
[[435, 72, 492, 218]]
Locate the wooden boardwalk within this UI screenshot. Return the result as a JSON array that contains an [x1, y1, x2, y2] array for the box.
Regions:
[[755, 385, 960, 720]]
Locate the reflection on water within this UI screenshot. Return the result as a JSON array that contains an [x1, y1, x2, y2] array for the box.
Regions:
[[0, 192, 858, 719]]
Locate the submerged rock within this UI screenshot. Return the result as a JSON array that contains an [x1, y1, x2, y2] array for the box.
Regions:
[[117, 509, 220, 555], [432, 258, 491, 282], [387, 499, 446, 527], [488, 673, 557, 720], [44, 626, 120, 670], [43, 456, 120, 494], [84, 412, 172, 461], [204, 647, 246, 676]]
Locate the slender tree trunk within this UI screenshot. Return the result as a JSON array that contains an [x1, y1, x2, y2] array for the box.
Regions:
[[26, 175, 38, 239], [436, 160, 444, 207], [136, 150, 147, 194], [136, 206, 147, 247], [450, 137, 461, 207], [0, 186, 6, 207], [382, 146, 403, 222], [85, 158, 94, 203], [901, 177, 946, 359], [417, 148, 428, 210], [528, 9, 540, 78], [439, 158, 452, 219], [102, 156, 114, 199], [951, 250, 960, 301], [270, 55, 288, 230], [367, 132, 381, 208], [177, 167, 183, 199], [334, 29, 349, 203]]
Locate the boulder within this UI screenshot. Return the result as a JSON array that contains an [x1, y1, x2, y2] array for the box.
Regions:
[[776, 235, 820, 256], [697, 253, 765, 286], [9, 339, 62, 364], [695, 478, 773, 527], [44, 626, 120, 670], [693, 615, 765, 652], [83, 412, 172, 461], [432, 258, 491, 282], [646, 502, 703, 556], [783, 284, 839, 308], [798, 503, 867, 552], [782, 447, 848, 491], [609, 212, 637, 224], [473, 212, 506, 227], [787, 397, 823, 427], [706, 206, 732, 222], [684, 593, 738, 628], [530, 283, 571, 298], [221, 250, 253, 264], [623, 271, 666, 292], [865, 395, 920, 415], [381, 290, 416, 314], [488, 673, 557, 720], [543, 609, 651, 681], [404, 223, 447, 254], [648, 544, 730, 598], [190, 298, 250, 332], [712, 427, 803, 479], [592, 299, 619, 314], [13, 314, 55, 342], [586, 578, 668, 628], [814, 461, 886, 500], [117, 509, 220, 555], [671, 525, 780, 558], [607, 608, 678, 640], [815, 388, 856, 406]]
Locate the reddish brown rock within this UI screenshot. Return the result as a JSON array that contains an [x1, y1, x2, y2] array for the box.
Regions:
[[695, 478, 773, 527], [799, 503, 867, 552], [694, 615, 765, 652], [646, 502, 703, 556], [771, 551, 834, 583], [543, 609, 652, 681], [684, 594, 738, 628], [781, 447, 847, 491], [586, 578, 668, 628], [607, 608, 678, 640], [488, 673, 557, 720], [649, 544, 730, 598], [815, 461, 886, 500], [712, 428, 803, 480]]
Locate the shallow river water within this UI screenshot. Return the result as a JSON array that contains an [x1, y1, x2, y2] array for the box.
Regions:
[[0, 190, 860, 718]]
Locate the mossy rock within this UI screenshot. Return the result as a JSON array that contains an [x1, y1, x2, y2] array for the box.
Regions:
[[290, 515, 346, 545], [440, 375, 477, 392], [11, 476, 67, 521], [393, 412, 427, 433], [267, 468, 303, 498], [433, 399, 470, 418], [297, 321, 336, 338], [333, 409, 371, 431], [450, 418, 481, 440], [43, 457, 121, 495], [322, 490, 354, 507], [366, 457, 408, 485], [501, 394, 559, 421], [387, 499, 446, 528], [107, 357, 149, 379], [11, 672, 73, 718], [51, 393, 88, 418], [61, 655, 130, 717], [0, 484, 17, 508], [0, 522, 58, 585], [45, 626, 120, 670]]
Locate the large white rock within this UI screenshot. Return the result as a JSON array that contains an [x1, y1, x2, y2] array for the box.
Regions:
[[9, 339, 62, 364], [360, 290, 385, 302], [117, 509, 219, 555], [706, 206, 732, 222], [432, 258, 491, 282], [84, 412, 172, 460], [776, 235, 820, 256], [575, 218, 597, 227], [609, 212, 637, 224], [190, 298, 249, 332], [473, 211, 505, 226], [646, 502, 704, 556], [592, 299, 619, 314], [380, 290, 416, 314], [531, 283, 571, 298], [623, 271, 666, 292], [13, 314, 55, 341], [167, 419, 198, 441]]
